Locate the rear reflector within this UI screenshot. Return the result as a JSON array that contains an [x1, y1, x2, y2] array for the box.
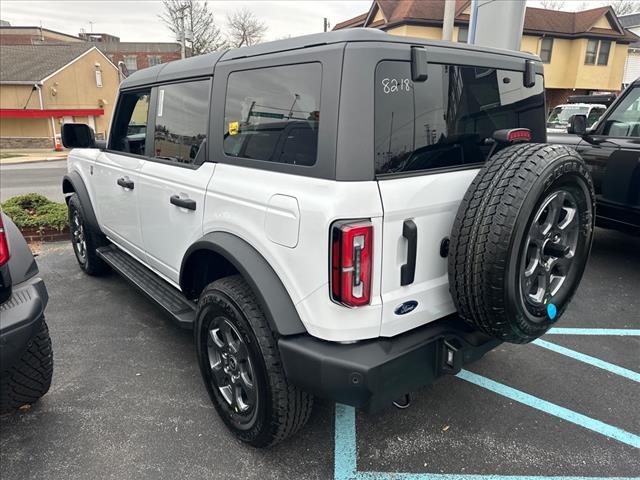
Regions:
[[0, 215, 9, 267], [331, 221, 372, 307]]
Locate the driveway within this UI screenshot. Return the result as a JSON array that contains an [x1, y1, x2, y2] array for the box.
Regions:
[[0, 228, 638, 480]]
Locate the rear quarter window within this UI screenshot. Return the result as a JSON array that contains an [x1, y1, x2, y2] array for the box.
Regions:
[[223, 63, 321, 167], [375, 61, 545, 176]]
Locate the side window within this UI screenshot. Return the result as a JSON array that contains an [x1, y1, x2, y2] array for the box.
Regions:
[[223, 63, 321, 166], [154, 79, 211, 165], [601, 87, 640, 137], [109, 90, 150, 155], [374, 61, 545, 175]]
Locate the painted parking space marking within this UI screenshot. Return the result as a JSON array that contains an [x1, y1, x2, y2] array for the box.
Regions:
[[334, 403, 640, 480], [547, 328, 640, 336], [532, 339, 640, 383], [335, 327, 640, 479], [456, 370, 640, 449]]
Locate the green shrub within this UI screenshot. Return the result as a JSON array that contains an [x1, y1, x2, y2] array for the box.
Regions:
[[1, 193, 68, 231]]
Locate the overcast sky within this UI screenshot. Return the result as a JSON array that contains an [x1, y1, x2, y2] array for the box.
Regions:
[[0, 1, 615, 44]]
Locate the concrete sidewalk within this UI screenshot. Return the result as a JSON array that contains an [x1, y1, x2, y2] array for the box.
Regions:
[[0, 149, 68, 165]]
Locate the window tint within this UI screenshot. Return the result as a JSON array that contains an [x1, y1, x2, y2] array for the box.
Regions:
[[154, 79, 210, 165], [109, 91, 150, 155], [224, 63, 321, 166], [375, 61, 545, 175], [597, 40, 611, 66], [540, 37, 553, 63], [601, 87, 640, 137], [585, 40, 598, 65]]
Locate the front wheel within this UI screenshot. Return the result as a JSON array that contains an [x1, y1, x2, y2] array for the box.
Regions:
[[195, 275, 313, 447], [68, 193, 108, 276]]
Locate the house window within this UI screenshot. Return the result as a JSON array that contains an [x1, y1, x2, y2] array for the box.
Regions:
[[457, 27, 468, 44], [585, 39, 598, 64], [124, 55, 138, 71], [597, 40, 611, 65], [148, 55, 162, 67], [540, 37, 554, 63]]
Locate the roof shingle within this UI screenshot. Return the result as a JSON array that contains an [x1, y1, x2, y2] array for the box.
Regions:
[[0, 43, 94, 83]]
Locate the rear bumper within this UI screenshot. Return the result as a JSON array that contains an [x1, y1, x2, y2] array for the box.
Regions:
[[279, 315, 500, 412], [0, 276, 48, 370]]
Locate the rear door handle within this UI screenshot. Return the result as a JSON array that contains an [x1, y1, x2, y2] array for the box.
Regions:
[[170, 195, 196, 211], [401, 219, 417, 286], [117, 177, 134, 189]]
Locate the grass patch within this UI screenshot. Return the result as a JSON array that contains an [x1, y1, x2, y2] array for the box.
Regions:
[[1, 193, 68, 231]]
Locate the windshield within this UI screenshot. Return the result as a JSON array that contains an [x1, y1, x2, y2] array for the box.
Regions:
[[547, 106, 590, 125]]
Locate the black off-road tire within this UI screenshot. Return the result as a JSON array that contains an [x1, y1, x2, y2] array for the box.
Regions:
[[195, 275, 313, 447], [68, 193, 109, 276], [448, 144, 595, 343], [0, 319, 53, 413]]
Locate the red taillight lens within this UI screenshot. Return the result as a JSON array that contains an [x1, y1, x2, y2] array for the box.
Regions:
[[331, 221, 372, 307], [507, 128, 531, 143], [0, 215, 9, 267]]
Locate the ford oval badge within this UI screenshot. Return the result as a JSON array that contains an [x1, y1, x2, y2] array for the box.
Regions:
[[394, 300, 418, 316]]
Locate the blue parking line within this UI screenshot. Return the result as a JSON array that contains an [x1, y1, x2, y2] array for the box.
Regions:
[[456, 370, 640, 449], [532, 339, 640, 383], [334, 403, 640, 480], [547, 328, 640, 336]]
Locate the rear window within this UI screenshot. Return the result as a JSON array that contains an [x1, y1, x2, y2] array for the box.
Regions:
[[224, 63, 321, 166], [374, 61, 545, 176]]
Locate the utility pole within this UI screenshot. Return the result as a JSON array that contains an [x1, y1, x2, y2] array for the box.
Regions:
[[180, 14, 186, 59], [442, 0, 455, 41], [324, 18, 329, 32]]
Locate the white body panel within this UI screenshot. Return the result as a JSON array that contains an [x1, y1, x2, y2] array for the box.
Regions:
[[137, 162, 216, 283], [93, 151, 146, 258], [377, 169, 479, 337], [203, 164, 384, 341]]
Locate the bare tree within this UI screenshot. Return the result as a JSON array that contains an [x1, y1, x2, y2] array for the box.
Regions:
[[226, 8, 267, 48], [539, 0, 566, 10], [608, 0, 640, 15], [160, 0, 226, 56]]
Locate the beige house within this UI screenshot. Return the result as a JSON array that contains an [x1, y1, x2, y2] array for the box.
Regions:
[[0, 44, 119, 149], [335, 0, 639, 108]]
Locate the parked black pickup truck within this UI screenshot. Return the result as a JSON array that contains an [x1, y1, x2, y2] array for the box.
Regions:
[[548, 79, 639, 234]]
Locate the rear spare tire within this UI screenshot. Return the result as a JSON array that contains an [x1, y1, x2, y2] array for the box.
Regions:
[[448, 144, 595, 343]]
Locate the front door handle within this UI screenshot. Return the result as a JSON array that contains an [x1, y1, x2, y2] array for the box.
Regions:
[[170, 195, 196, 211], [117, 177, 134, 189], [401, 219, 417, 286]]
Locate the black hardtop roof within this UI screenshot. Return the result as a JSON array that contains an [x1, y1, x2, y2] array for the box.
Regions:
[[120, 28, 540, 90]]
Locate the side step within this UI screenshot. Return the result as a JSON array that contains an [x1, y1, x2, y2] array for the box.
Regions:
[[96, 245, 195, 329]]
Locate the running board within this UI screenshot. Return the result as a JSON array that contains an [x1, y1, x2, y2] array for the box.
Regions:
[[96, 245, 195, 329]]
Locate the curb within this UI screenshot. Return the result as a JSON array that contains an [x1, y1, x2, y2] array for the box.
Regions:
[[1, 157, 67, 166]]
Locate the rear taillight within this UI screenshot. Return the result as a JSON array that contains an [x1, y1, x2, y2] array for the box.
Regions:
[[506, 128, 531, 143], [0, 215, 9, 267], [330, 221, 372, 307]]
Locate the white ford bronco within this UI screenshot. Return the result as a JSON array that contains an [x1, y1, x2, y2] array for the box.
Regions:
[[61, 29, 595, 447]]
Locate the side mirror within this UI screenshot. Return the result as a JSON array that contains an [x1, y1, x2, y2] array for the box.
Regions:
[[567, 114, 587, 135], [61, 123, 97, 149]]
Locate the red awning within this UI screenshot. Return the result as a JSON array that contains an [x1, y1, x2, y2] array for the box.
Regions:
[[0, 108, 104, 118]]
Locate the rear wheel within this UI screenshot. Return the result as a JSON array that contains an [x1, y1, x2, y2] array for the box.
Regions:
[[68, 193, 108, 276], [0, 319, 53, 413], [195, 275, 313, 447], [448, 144, 595, 343]]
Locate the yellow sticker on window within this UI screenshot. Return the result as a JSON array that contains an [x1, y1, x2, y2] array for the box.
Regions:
[[229, 121, 239, 136]]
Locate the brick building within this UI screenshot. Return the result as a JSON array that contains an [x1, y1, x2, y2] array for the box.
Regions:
[[0, 26, 185, 74]]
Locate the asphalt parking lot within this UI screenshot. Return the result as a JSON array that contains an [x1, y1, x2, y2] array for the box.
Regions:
[[1, 228, 638, 480]]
